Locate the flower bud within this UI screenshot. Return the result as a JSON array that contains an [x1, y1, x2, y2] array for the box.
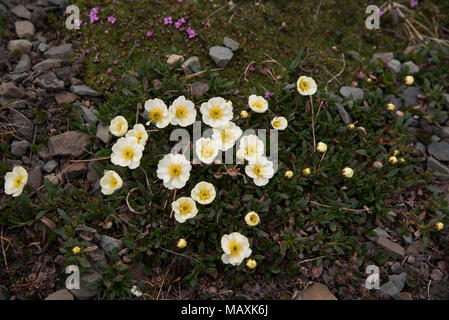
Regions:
[[177, 238, 187, 249], [316, 142, 327, 153], [342, 167, 354, 178], [240, 110, 248, 118], [302, 168, 311, 176], [284, 170, 293, 178], [246, 258, 257, 269], [405, 75, 414, 85]]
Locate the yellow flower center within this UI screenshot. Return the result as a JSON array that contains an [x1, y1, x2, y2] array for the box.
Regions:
[[14, 176, 24, 188], [169, 164, 182, 178], [122, 147, 135, 160], [300, 80, 309, 91], [117, 122, 124, 132], [221, 130, 232, 143], [179, 202, 192, 215], [199, 189, 210, 200], [273, 119, 281, 127], [209, 106, 223, 120], [228, 241, 243, 256], [250, 214, 257, 223], [109, 177, 118, 188], [201, 145, 214, 158], [253, 165, 263, 177], [135, 132, 143, 144], [150, 109, 162, 122], [245, 144, 258, 157], [175, 106, 187, 119], [253, 101, 263, 110]]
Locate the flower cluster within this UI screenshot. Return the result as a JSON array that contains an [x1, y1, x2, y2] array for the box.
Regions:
[[89, 7, 100, 24]]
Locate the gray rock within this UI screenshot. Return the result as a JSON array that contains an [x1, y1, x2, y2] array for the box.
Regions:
[[45, 289, 74, 300], [96, 124, 110, 144], [335, 103, 352, 125], [413, 142, 426, 156], [402, 61, 419, 74], [4, 72, 28, 83], [14, 54, 31, 73], [43, 160, 58, 173], [0, 285, 9, 300], [9, 99, 27, 109], [181, 56, 201, 75], [377, 236, 405, 259], [429, 280, 449, 300], [339, 86, 364, 100], [152, 79, 163, 90], [328, 93, 344, 104], [427, 156, 449, 180], [367, 227, 389, 242], [7, 39, 32, 54], [406, 240, 426, 256], [370, 52, 394, 65], [80, 105, 99, 123], [222, 36, 240, 51], [427, 108, 448, 124], [38, 42, 50, 52], [48, 0, 69, 5], [27, 166, 43, 189], [402, 233, 413, 245], [191, 82, 209, 98], [11, 111, 34, 139], [10, 4, 31, 19], [431, 135, 441, 143], [48, 131, 91, 158], [391, 262, 402, 274], [433, 126, 449, 139], [428, 141, 449, 161], [0, 82, 24, 99], [33, 59, 62, 72], [70, 84, 100, 97], [44, 44, 74, 62], [284, 83, 296, 90], [70, 271, 101, 300], [209, 46, 233, 67], [11, 140, 30, 157], [36, 72, 65, 91], [378, 272, 407, 300], [15, 20, 35, 38], [385, 95, 403, 109], [0, 3, 6, 13], [443, 93, 449, 107], [407, 256, 415, 264], [98, 235, 123, 256], [402, 86, 422, 106], [387, 59, 401, 73]]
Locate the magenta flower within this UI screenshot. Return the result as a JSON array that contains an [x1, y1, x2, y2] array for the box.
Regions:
[[357, 72, 365, 79], [186, 26, 196, 38], [174, 18, 185, 29], [146, 30, 153, 37], [248, 65, 255, 72], [410, 0, 418, 8], [89, 7, 99, 23], [74, 19, 82, 28], [164, 16, 173, 24], [107, 68, 112, 74], [107, 16, 116, 24], [264, 91, 274, 99]]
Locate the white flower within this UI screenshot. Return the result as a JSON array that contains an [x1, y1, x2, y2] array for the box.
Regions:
[[169, 95, 196, 127], [316, 142, 327, 153], [144, 98, 171, 128], [211, 122, 242, 151], [191, 181, 216, 205], [236, 135, 265, 162], [248, 95, 268, 113], [125, 123, 148, 147], [4, 165, 28, 197], [221, 232, 252, 266], [200, 97, 233, 128], [245, 156, 274, 186], [172, 197, 198, 223], [99, 170, 123, 195], [245, 211, 260, 226], [109, 115, 128, 137], [131, 285, 142, 297], [156, 153, 191, 190], [297, 76, 317, 96], [195, 137, 219, 164], [271, 116, 288, 130], [111, 136, 144, 169]]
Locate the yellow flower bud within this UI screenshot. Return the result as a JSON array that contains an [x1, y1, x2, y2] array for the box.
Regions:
[[177, 238, 187, 249], [404, 75, 414, 85], [386, 103, 395, 111], [388, 156, 398, 165], [435, 222, 444, 231], [302, 168, 311, 176], [240, 110, 248, 118], [316, 142, 327, 153], [227, 100, 233, 106], [393, 150, 399, 156], [347, 123, 355, 131], [284, 170, 293, 178], [246, 258, 257, 269], [72, 246, 81, 255], [342, 167, 354, 178], [367, 78, 372, 83], [399, 157, 405, 164]]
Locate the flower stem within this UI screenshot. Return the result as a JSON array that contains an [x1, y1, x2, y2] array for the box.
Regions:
[[309, 95, 316, 150]]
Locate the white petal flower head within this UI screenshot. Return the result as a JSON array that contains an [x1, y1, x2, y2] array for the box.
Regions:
[[221, 232, 252, 266], [4, 165, 28, 197], [126, 123, 148, 147], [144, 98, 171, 128], [100, 170, 123, 195], [271, 116, 288, 130], [111, 136, 144, 169], [110, 115, 128, 137], [200, 97, 233, 128], [156, 153, 192, 190], [172, 197, 198, 223], [342, 167, 354, 178], [195, 137, 219, 164], [248, 95, 268, 113], [316, 142, 327, 153], [245, 156, 274, 187], [236, 135, 265, 162], [212, 122, 242, 151], [191, 181, 216, 205], [131, 285, 142, 297], [169, 95, 196, 127], [245, 211, 260, 226], [297, 76, 317, 96]]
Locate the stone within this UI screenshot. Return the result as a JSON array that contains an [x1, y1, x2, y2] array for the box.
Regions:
[[80, 105, 99, 123], [429, 281, 449, 300], [86, 166, 99, 183], [299, 283, 337, 300], [166, 54, 184, 65], [339, 86, 364, 100], [14, 54, 31, 73], [442, 93, 449, 108], [222, 36, 240, 51], [431, 135, 441, 143], [43, 160, 58, 173], [98, 235, 124, 256], [366, 227, 389, 242], [390, 262, 402, 274], [0, 3, 6, 13], [181, 56, 201, 75], [70, 271, 101, 300], [152, 79, 163, 90], [385, 95, 403, 109], [38, 42, 50, 52], [70, 84, 100, 97], [191, 82, 209, 98], [27, 166, 43, 189], [33, 59, 62, 72], [378, 272, 407, 300], [402, 86, 422, 106], [48, 131, 91, 158], [11, 112, 33, 139], [11, 4, 31, 19], [387, 59, 401, 73], [11, 140, 29, 157], [407, 256, 415, 264], [427, 157, 449, 180], [9, 100, 27, 109], [45, 289, 74, 300], [209, 46, 233, 67], [15, 20, 35, 38], [402, 61, 419, 74], [377, 236, 405, 259], [335, 103, 352, 125], [63, 162, 88, 180], [44, 44, 74, 62], [36, 72, 65, 91], [406, 240, 426, 256], [7, 39, 32, 54], [0, 82, 24, 99], [0, 285, 9, 300], [370, 52, 394, 65], [96, 124, 110, 144], [428, 141, 449, 161], [4, 72, 28, 83], [55, 92, 77, 104], [403, 233, 413, 245], [399, 292, 413, 300]]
